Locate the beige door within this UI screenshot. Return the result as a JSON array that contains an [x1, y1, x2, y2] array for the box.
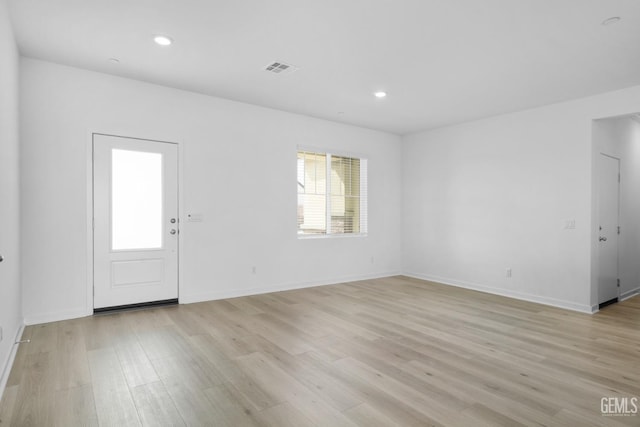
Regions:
[[93, 134, 178, 309]]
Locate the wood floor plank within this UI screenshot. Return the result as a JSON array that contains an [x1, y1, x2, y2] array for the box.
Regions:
[[136, 325, 192, 361], [240, 334, 363, 412], [9, 352, 54, 427], [88, 347, 141, 427], [550, 407, 636, 427], [1, 276, 639, 426], [130, 381, 185, 427], [255, 402, 315, 427], [0, 385, 18, 426], [5, 344, 28, 388], [235, 352, 358, 427], [84, 313, 129, 351], [402, 358, 557, 426], [459, 403, 528, 427], [162, 376, 221, 426], [211, 359, 282, 411], [54, 320, 92, 390], [121, 306, 176, 334], [247, 313, 316, 355], [302, 351, 440, 427], [53, 384, 99, 427], [202, 383, 261, 427], [116, 339, 160, 388], [342, 402, 401, 427], [151, 352, 223, 390], [165, 305, 210, 337], [25, 322, 58, 355], [333, 356, 466, 426]]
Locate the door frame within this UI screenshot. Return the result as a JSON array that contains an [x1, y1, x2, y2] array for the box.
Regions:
[[591, 113, 640, 312], [85, 132, 184, 314]]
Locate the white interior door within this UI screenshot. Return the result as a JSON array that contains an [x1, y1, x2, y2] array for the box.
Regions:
[[93, 134, 178, 309], [597, 153, 620, 306]]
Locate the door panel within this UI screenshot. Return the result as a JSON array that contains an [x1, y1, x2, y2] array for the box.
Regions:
[[93, 134, 178, 309], [597, 154, 619, 305], [111, 259, 164, 287]]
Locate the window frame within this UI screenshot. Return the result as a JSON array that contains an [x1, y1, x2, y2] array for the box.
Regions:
[[297, 146, 368, 239]]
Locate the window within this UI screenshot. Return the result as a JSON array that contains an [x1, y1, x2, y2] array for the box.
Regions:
[[111, 149, 163, 250], [297, 150, 367, 236]]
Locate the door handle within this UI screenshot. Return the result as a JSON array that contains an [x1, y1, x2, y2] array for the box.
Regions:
[[170, 229, 177, 235], [0, 254, 3, 262], [599, 236, 607, 242]]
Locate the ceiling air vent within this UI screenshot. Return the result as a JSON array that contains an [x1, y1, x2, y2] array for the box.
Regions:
[[264, 61, 299, 75]]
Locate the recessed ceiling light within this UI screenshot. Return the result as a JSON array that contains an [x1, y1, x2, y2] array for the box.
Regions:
[[374, 91, 387, 98], [153, 35, 173, 46], [108, 58, 120, 64], [602, 16, 621, 26]]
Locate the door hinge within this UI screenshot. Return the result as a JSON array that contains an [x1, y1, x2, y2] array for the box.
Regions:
[[618, 226, 621, 235], [617, 279, 620, 287]]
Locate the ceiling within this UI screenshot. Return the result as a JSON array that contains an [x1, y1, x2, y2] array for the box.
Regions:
[[8, 0, 640, 135]]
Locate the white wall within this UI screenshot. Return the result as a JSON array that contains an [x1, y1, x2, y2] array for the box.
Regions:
[[0, 0, 22, 397], [19, 58, 402, 324], [593, 116, 640, 299], [402, 85, 640, 312]]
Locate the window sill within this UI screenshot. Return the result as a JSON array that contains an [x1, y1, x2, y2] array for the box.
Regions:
[[297, 233, 368, 240]]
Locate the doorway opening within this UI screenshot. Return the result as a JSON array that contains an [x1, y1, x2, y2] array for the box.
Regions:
[[592, 114, 640, 310]]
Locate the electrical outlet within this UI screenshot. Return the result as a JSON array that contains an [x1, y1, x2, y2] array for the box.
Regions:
[[506, 268, 512, 278], [251, 266, 256, 275]]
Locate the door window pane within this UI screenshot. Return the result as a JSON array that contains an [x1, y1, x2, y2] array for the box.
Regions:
[[112, 149, 163, 250]]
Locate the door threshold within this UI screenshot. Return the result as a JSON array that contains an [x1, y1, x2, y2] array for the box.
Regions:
[[94, 298, 178, 315], [598, 297, 619, 310]]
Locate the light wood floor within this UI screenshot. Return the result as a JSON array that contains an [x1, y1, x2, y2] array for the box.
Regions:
[[1, 276, 639, 426]]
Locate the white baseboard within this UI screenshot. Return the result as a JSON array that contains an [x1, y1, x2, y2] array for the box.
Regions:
[[403, 272, 594, 314], [0, 323, 25, 402], [620, 286, 640, 301], [180, 271, 401, 304], [24, 308, 91, 326], [24, 270, 602, 322], [23, 273, 403, 323]]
